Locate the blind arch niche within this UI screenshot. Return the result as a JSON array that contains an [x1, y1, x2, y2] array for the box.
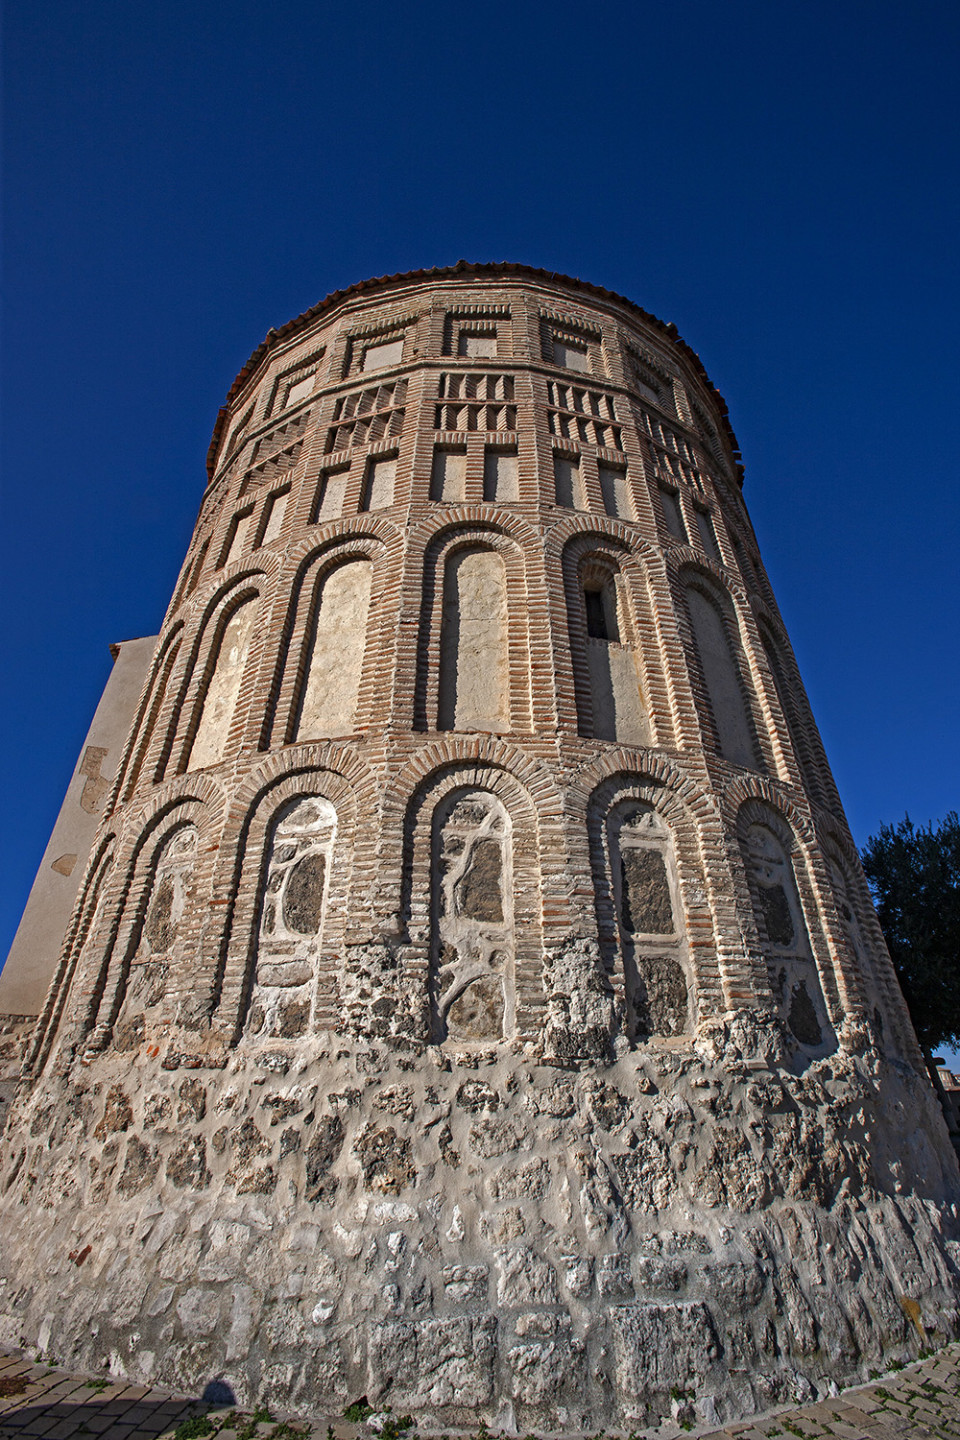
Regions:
[[683, 577, 759, 769], [577, 558, 651, 745], [437, 546, 510, 732], [187, 595, 260, 771], [294, 558, 373, 739]]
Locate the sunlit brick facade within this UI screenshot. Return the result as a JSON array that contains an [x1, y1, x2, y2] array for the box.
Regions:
[[2, 265, 956, 1432]]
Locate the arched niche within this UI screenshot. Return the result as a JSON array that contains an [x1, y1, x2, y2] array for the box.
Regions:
[[121, 631, 182, 802], [821, 835, 894, 1050], [682, 576, 760, 770], [430, 787, 515, 1043], [737, 806, 835, 1053], [576, 557, 651, 745], [294, 559, 373, 739], [28, 842, 115, 1075], [186, 594, 260, 771], [601, 800, 692, 1040], [757, 618, 825, 806], [245, 794, 338, 1040], [110, 824, 199, 1050], [76, 805, 208, 1057], [437, 546, 510, 732]]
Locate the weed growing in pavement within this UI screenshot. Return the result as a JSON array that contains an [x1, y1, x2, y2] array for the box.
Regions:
[[172, 1416, 215, 1440]]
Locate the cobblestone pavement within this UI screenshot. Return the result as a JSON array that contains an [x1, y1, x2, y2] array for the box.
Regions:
[[4, 1345, 960, 1440]]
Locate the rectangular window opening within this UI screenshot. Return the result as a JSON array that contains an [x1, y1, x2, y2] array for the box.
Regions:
[[362, 456, 397, 511], [361, 337, 404, 372], [431, 447, 467, 503], [314, 469, 349, 522], [458, 328, 497, 358], [484, 448, 519, 503], [584, 585, 620, 643], [260, 488, 290, 546], [584, 589, 609, 640], [554, 454, 585, 509], [598, 464, 632, 520]]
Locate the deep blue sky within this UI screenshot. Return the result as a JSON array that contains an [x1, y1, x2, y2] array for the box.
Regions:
[[2, 3, 958, 980]]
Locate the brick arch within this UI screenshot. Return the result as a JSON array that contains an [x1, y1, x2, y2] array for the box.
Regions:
[[413, 525, 534, 734], [572, 757, 743, 1017], [153, 573, 269, 782], [746, 592, 787, 641], [208, 755, 371, 1042], [281, 512, 405, 571], [396, 759, 546, 1041], [27, 831, 117, 1076], [731, 790, 851, 1033], [405, 506, 542, 554], [260, 531, 397, 749], [75, 794, 218, 1055], [107, 768, 227, 842], [542, 511, 662, 569], [665, 545, 750, 607], [816, 821, 922, 1066], [723, 773, 816, 847], [558, 530, 675, 747], [671, 560, 776, 776], [181, 552, 282, 622], [751, 609, 839, 814], [382, 736, 569, 929], [106, 622, 184, 815]]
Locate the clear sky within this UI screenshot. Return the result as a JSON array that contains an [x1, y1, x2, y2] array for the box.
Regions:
[[2, 3, 958, 1001]]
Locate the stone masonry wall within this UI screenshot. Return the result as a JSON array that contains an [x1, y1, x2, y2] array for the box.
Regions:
[[2, 1018, 958, 1432]]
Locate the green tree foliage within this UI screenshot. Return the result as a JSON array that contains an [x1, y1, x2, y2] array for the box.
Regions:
[[861, 812, 960, 1056]]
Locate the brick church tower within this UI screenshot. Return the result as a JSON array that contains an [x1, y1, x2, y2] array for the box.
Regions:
[[1, 264, 957, 1431]]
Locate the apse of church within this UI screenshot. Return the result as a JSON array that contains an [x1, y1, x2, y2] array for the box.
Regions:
[[2, 264, 957, 1434]]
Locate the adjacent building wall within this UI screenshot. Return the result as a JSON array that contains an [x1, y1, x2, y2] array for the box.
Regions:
[[0, 635, 158, 1020]]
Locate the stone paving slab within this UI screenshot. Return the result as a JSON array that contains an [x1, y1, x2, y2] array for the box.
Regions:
[[4, 1345, 960, 1439]]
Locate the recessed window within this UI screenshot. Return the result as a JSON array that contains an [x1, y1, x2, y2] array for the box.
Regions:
[[361, 456, 397, 510], [362, 338, 404, 372], [431, 447, 467, 503], [574, 564, 649, 745], [314, 469, 348, 522], [284, 373, 317, 409], [260, 489, 289, 546], [553, 339, 590, 373], [458, 328, 497, 358], [554, 454, 586, 509], [584, 586, 619, 642], [484, 447, 519, 503]]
